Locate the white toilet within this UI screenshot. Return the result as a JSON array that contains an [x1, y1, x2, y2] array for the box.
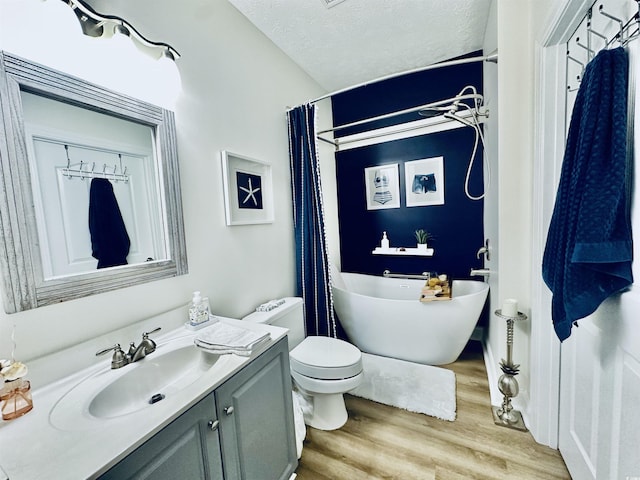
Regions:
[[243, 297, 363, 431]]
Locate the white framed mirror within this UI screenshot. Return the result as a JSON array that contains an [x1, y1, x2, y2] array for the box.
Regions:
[[0, 51, 188, 313]]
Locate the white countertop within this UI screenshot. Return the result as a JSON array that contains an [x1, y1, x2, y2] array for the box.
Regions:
[[0, 317, 287, 480]]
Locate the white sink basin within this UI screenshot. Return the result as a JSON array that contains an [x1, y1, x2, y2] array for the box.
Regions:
[[49, 335, 229, 431]]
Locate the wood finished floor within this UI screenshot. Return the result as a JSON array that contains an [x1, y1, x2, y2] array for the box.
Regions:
[[294, 341, 571, 480]]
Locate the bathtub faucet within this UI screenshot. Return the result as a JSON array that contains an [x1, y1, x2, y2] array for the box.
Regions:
[[470, 268, 491, 277]]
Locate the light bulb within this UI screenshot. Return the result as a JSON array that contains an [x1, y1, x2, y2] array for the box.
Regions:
[[151, 49, 182, 109], [104, 24, 157, 99]]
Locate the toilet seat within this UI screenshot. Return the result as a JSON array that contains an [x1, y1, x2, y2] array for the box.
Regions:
[[291, 369, 364, 395], [290, 336, 362, 380]]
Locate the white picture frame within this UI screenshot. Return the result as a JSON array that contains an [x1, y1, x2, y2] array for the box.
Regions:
[[221, 150, 274, 225], [405, 156, 445, 207], [364, 163, 401, 210]]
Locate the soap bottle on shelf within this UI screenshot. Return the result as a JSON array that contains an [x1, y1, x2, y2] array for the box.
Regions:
[[189, 291, 210, 325], [381, 231, 390, 249]]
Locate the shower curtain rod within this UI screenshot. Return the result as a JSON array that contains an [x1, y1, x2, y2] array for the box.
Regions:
[[316, 92, 484, 135], [319, 109, 481, 149], [307, 51, 498, 105]]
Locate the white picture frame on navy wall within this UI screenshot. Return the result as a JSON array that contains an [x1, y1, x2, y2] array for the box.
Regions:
[[221, 150, 274, 225], [405, 156, 445, 207], [364, 163, 400, 210]]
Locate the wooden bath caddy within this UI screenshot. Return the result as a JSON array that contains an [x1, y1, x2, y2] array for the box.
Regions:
[[419, 279, 452, 302]]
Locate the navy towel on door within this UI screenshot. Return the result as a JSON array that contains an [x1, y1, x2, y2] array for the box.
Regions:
[[89, 178, 131, 269], [542, 47, 633, 342]]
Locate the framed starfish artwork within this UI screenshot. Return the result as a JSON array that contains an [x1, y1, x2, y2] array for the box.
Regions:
[[221, 151, 274, 225]]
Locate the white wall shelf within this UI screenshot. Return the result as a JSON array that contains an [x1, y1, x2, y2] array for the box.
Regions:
[[372, 247, 434, 257]]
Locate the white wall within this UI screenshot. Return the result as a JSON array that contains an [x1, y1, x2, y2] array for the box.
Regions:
[[484, 0, 581, 446], [316, 104, 341, 271], [0, 0, 325, 364], [484, 0, 559, 422], [482, 0, 535, 412], [481, 0, 500, 404]]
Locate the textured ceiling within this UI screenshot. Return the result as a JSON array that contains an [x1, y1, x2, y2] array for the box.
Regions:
[[227, 0, 492, 92]]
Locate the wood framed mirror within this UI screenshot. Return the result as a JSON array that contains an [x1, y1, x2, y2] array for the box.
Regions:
[[0, 51, 188, 313]]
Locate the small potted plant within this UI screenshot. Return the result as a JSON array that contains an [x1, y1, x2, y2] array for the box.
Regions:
[[414, 229, 433, 250]]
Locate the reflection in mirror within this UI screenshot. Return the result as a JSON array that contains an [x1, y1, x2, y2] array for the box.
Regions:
[[0, 51, 188, 313], [23, 92, 167, 277]]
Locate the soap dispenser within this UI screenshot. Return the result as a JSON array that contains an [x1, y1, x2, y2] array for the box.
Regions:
[[188, 291, 210, 326], [381, 231, 390, 249]]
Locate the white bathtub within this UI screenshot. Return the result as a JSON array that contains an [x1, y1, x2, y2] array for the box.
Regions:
[[332, 272, 489, 365]]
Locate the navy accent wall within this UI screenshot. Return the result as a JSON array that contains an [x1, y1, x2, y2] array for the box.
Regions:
[[332, 52, 484, 134], [332, 52, 485, 281]]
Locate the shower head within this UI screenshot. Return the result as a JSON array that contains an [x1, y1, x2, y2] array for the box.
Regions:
[[417, 86, 484, 126], [417, 105, 454, 118]]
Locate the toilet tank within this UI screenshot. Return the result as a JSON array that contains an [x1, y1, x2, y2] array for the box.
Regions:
[[242, 297, 305, 350]]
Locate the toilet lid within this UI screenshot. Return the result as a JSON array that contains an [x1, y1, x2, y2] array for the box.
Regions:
[[290, 336, 362, 380]]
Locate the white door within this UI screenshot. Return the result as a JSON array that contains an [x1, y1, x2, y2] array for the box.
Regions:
[[559, 302, 640, 479], [558, 9, 640, 478]]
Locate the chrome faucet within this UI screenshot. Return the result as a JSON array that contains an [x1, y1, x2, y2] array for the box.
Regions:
[[476, 238, 490, 260], [96, 343, 129, 369], [470, 268, 491, 277], [96, 327, 161, 369], [128, 327, 161, 362]]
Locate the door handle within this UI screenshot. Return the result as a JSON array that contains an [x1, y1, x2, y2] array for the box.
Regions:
[[224, 406, 234, 415], [208, 420, 219, 431]]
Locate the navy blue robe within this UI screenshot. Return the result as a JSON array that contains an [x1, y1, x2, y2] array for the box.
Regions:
[[89, 178, 131, 269]]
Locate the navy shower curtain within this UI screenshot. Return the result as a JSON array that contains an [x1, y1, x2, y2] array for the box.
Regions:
[[287, 104, 337, 338]]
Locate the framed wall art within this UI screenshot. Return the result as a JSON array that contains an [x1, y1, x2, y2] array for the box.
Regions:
[[364, 163, 400, 210], [405, 156, 445, 207], [221, 150, 274, 225]]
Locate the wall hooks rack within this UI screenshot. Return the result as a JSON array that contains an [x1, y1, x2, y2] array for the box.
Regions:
[[566, 52, 585, 85], [575, 36, 596, 56], [567, 1, 640, 93], [61, 145, 129, 183]]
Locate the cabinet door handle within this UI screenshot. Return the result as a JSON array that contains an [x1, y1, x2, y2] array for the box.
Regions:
[[208, 420, 219, 431], [224, 406, 234, 415]]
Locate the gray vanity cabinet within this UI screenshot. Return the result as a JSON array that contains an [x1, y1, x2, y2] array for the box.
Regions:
[[99, 337, 297, 480], [98, 392, 224, 479], [216, 337, 297, 480]]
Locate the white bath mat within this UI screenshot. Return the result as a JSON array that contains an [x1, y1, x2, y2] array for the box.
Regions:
[[350, 353, 456, 421]]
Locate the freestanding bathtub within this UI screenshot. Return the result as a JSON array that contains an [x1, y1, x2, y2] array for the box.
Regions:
[[332, 272, 489, 365]]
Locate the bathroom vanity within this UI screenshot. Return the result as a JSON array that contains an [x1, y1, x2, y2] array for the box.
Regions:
[[0, 319, 297, 479], [101, 335, 296, 479]]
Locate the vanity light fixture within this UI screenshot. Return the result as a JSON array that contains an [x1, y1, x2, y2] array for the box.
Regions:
[[66, 0, 183, 106], [64, 0, 180, 61], [1, 0, 183, 107]]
